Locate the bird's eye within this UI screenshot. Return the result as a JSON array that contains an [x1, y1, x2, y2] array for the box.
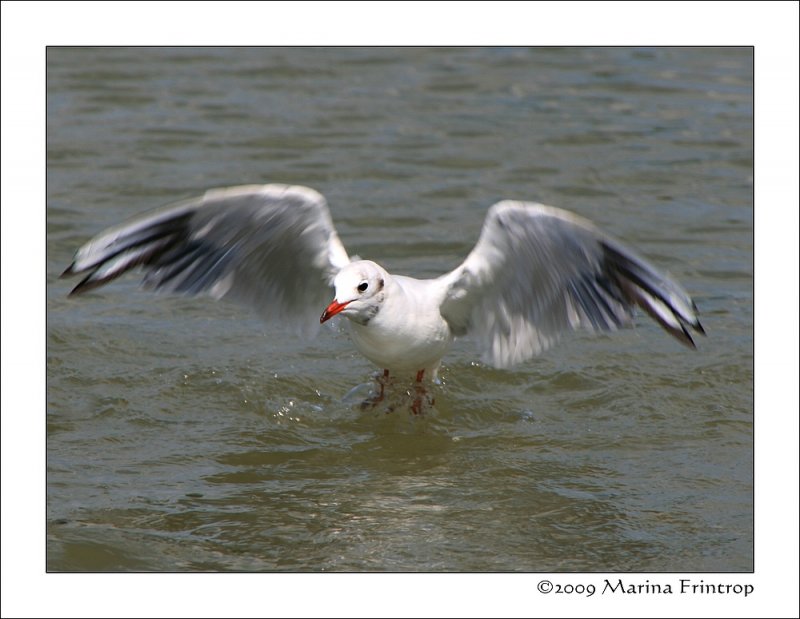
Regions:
[[357, 281, 369, 293]]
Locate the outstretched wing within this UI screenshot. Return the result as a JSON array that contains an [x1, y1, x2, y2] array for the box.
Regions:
[[439, 201, 704, 368], [62, 184, 350, 336]]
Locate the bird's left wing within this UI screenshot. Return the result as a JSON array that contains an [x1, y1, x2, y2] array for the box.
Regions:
[[439, 200, 704, 368], [62, 184, 350, 336]]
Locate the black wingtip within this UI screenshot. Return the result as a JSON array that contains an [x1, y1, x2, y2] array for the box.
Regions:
[[676, 322, 697, 350], [60, 262, 77, 279], [671, 316, 707, 349], [66, 269, 125, 297], [61, 262, 87, 296], [690, 301, 707, 337], [67, 284, 87, 297], [66, 279, 90, 297]]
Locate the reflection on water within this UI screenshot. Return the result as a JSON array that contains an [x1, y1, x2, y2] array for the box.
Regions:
[[47, 47, 752, 572]]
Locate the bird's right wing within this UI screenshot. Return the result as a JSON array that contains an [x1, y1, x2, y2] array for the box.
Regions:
[[439, 200, 704, 368], [62, 184, 351, 336]]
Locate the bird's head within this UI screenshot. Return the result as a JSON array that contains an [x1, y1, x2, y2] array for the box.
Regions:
[[320, 260, 388, 325]]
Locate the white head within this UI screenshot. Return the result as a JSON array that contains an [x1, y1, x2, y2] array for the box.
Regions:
[[320, 260, 388, 326]]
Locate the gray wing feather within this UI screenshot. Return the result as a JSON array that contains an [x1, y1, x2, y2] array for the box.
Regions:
[[440, 201, 704, 368], [62, 184, 350, 336]]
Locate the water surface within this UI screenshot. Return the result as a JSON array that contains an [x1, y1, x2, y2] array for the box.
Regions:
[[47, 47, 753, 571]]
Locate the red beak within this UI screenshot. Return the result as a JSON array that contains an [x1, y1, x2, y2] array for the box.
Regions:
[[320, 299, 350, 323]]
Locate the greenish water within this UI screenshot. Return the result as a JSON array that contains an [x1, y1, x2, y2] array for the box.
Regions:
[[47, 47, 753, 571]]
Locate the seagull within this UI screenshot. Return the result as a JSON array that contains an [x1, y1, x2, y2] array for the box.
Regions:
[[62, 184, 704, 407]]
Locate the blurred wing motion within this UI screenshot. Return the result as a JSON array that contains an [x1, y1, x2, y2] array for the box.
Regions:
[[440, 201, 705, 368], [62, 184, 350, 336]]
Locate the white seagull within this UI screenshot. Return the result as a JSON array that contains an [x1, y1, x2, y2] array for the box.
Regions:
[[62, 184, 704, 401]]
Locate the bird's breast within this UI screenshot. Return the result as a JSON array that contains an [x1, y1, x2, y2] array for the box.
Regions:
[[347, 308, 452, 374]]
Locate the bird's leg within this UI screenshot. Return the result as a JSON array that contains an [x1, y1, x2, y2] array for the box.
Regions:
[[411, 369, 428, 415], [378, 369, 390, 401], [359, 369, 390, 411]]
